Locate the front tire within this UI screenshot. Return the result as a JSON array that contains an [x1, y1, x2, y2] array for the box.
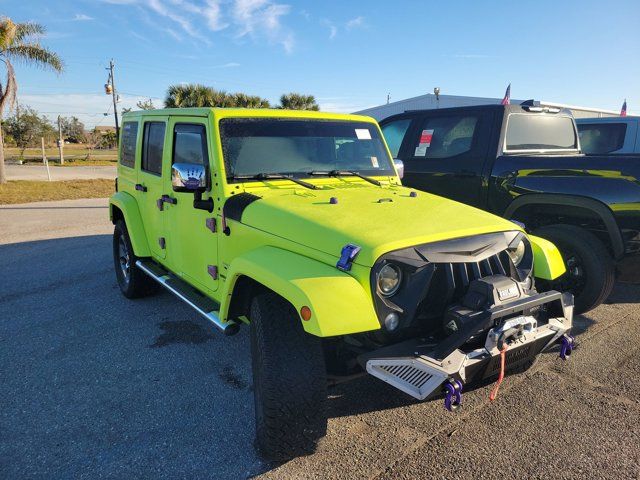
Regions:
[[113, 220, 159, 299], [250, 291, 327, 461], [533, 224, 615, 314]]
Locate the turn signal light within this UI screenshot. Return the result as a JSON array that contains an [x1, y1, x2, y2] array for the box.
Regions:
[[300, 306, 312, 321]]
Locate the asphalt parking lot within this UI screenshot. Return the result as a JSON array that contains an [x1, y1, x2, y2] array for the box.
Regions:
[[1, 199, 639, 479]]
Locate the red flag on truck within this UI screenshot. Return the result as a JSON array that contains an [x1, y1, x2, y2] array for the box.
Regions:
[[501, 84, 511, 105], [621, 99, 627, 117]]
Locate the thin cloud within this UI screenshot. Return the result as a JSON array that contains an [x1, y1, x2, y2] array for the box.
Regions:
[[232, 0, 295, 53], [204, 0, 228, 31], [320, 19, 337, 40], [102, 0, 294, 52], [163, 28, 182, 41], [73, 13, 94, 21], [346, 16, 365, 29]]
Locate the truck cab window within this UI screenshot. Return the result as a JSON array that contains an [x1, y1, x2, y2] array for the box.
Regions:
[[173, 124, 208, 165], [142, 122, 166, 175], [412, 116, 478, 159]]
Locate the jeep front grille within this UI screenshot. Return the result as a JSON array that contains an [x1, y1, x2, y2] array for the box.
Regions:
[[442, 252, 511, 300]]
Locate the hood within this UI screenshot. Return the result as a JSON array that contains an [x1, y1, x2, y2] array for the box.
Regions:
[[237, 184, 521, 267]]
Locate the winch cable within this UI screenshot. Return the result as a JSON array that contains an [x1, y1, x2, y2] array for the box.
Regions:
[[489, 344, 509, 402]]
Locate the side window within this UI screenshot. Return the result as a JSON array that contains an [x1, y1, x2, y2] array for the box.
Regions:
[[412, 115, 478, 159], [578, 123, 627, 154], [381, 119, 411, 157], [173, 124, 208, 166], [141, 122, 166, 175], [120, 121, 138, 168]]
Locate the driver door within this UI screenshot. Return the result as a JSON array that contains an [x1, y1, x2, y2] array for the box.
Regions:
[[164, 118, 219, 294]]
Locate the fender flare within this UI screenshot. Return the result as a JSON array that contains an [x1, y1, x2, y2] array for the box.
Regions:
[[503, 193, 624, 259], [529, 234, 566, 280], [109, 192, 151, 257], [220, 246, 380, 337]]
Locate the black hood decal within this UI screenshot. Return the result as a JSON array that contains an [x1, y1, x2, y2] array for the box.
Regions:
[[223, 192, 261, 223]]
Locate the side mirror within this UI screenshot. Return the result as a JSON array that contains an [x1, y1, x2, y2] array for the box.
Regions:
[[172, 163, 206, 192], [393, 159, 404, 180]]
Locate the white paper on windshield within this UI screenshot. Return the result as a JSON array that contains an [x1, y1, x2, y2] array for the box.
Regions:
[[355, 128, 372, 140], [414, 129, 434, 156], [370, 156, 379, 168], [414, 145, 428, 156]]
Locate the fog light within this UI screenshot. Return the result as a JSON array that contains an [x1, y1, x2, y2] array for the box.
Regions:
[[384, 312, 399, 331]]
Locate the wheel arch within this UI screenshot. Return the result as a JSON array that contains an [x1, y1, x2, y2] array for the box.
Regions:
[[220, 246, 380, 337], [109, 192, 151, 258], [503, 194, 624, 259]]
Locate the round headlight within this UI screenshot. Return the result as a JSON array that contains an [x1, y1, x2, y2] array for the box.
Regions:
[[378, 263, 402, 296], [507, 239, 526, 266]]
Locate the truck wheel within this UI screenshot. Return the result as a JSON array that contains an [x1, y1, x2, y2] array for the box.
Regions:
[[533, 224, 615, 314], [113, 220, 159, 299], [250, 291, 327, 461]]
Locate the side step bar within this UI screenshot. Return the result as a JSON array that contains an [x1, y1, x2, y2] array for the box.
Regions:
[[136, 260, 239, 335]]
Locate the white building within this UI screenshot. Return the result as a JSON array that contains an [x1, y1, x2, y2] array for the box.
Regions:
[[354, 93, 619, 121]]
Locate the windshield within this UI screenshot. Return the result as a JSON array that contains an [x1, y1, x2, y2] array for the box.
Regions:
[[505, 114, 578, 151], [220, 119, 395, 180]]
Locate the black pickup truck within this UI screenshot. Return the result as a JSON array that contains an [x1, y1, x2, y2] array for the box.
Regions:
[[381, 103, 640, 313]]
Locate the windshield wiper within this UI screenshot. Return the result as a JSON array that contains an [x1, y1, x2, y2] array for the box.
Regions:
[[308, 170, 381, 186], [229, 173, 319, 190]]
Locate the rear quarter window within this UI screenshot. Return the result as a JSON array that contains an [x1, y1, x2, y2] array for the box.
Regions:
[[578, 122, 627, 154], [120, 121, 138, 168]]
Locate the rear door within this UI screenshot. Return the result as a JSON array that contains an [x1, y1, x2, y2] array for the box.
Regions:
[[137, 118, 169, 260], [396, 110, 492, 207]]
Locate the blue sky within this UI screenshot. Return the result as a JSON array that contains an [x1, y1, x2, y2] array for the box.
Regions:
[[3, 0, 639, 127]]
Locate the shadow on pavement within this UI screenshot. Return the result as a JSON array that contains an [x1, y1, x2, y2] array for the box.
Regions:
[[0, 235, 636, 478]]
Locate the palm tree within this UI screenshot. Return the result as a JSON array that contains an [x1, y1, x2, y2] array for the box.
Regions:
[[164, 83, 271, 109], [165, 84, 220, 108], [279, 93, 320, 111], [0, 17, 63, 183], [232, 92, 270, 108]]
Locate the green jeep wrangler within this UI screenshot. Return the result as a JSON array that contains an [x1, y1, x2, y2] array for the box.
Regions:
[[110, 108, 575, 460]]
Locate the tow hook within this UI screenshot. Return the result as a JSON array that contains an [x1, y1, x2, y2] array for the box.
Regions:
[[559, 334, 576, 360], [443, 379, 463, 412]]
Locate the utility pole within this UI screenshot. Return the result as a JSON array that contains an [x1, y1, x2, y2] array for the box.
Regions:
[[57, 115, 64, 165], [106, 59, 119, 142], [386, 92, 391, 105]]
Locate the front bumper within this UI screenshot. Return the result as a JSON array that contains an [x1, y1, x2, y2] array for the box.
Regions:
[[359, 290, 574, 401]]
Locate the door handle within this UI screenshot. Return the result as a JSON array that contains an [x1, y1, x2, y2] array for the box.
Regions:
[[161, 194, 177, 205], [157, 195, 177, 211], [135, 183, 147, 192]]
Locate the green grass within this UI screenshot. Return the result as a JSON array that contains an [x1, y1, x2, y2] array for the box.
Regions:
[[0, 179, 114, 204], [5, 145, 117, 166]]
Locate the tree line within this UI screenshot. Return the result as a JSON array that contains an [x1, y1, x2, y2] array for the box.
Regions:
[[162, 85, 320, 110], [1, 106, 116, 154]]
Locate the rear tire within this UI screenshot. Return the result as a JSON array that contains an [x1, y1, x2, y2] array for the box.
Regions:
[[250, 291, 327, 461], [533, 224, 615, 314], [113, 220, 159, 299]]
